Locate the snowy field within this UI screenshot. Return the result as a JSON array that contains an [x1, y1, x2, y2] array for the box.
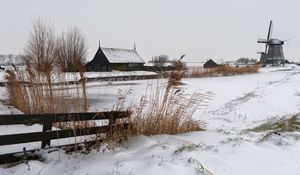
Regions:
[[1, 65, 300, 175]]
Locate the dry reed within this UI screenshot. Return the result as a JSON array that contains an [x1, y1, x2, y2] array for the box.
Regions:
[[5, 64, 87, 115], [128, 58, 206, 136], [187, 65, 259, 78]]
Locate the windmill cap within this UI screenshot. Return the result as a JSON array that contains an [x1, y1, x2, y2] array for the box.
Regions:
[[269, 38, 284, 45]]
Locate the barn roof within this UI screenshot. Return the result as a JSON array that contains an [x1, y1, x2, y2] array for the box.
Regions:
[[101, 47, 144, 64], [203, 59, 218, 68]]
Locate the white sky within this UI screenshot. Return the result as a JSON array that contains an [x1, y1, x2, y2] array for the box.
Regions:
[[0, 0, 300, 62]]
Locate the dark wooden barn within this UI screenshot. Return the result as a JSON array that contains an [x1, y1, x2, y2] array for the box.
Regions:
[[86, 46, 145, 72], [203, 59, 218, 68]]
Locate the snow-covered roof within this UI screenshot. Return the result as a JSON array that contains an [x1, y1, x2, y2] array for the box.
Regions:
[[101, 47, 144, 64]]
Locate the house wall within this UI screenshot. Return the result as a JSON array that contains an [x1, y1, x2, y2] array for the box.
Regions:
[[86, 48, 111, 72], [111, 63, 128, 71], [128, 63, 144, 71]]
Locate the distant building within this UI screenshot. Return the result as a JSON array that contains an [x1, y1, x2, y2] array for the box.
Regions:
[[203, 59, 218, 68], [86, 46, 145, 72]]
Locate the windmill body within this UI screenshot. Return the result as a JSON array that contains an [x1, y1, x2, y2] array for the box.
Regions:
[[257, 21, 285, 66]]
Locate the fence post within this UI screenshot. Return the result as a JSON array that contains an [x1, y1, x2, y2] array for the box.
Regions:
[[108, 116, 117, 137], [41, 120, 52, 148]]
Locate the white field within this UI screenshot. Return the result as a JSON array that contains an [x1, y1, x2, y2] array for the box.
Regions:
[[1, 65, 300, 175]]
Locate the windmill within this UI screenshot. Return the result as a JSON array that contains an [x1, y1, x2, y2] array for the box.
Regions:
[[257, 20, 286, 66]]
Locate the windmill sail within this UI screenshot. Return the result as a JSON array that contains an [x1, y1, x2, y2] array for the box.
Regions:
[[264, 20, 273, 57], [266, 20, 273, 41]]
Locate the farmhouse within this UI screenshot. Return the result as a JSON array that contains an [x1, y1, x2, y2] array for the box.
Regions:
[[203, 59, 218, 68], [86, 46, 145, 72]]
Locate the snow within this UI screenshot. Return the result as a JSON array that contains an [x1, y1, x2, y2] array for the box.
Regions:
[[101, 47, 145, 64], [1, 64, 300, 174]]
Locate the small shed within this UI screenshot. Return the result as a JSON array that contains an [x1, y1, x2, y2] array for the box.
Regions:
[[86, 46, 145, 72], [203, 59, 218, 68]]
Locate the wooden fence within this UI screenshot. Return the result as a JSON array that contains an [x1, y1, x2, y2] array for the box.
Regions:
[[83, 74, 159, 83], [0, 74, 160, 87], [0, 111, 130, 164]]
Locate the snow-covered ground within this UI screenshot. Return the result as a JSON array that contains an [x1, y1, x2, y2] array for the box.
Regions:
[[1, 65, 300, 175]]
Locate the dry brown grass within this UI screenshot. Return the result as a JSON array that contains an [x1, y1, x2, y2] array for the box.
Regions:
[[187, 65, 259, 78], [129, 86, 205, 135], [127, 58, 206, 136], [5, 65, 87, 114], [5, 66, 94, 144]]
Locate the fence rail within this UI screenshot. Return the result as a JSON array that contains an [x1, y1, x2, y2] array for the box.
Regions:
[[0, 74, 160, 87], [0, 111, 130, 164]]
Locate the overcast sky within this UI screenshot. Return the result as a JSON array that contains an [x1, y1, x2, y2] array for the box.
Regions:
[[1, 0, 299, 62]]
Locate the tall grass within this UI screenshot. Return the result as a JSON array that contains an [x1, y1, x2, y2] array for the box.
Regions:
[[128, 58, 206, 136], [187, 65, 259, 78], [5, 64, 87, 114]]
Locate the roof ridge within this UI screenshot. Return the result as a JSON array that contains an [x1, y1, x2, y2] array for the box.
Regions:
[[100, 47, 144, 64], [101, 47, 136, 51]]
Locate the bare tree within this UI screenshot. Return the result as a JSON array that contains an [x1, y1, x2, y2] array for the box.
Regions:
[[151, 55, 169, 68], [24, 18, 56, 74], [56, 27, 88, 111], [23, 18, 56, 112], [8, 54, 13, 64], [56, 27, 87, 72]]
